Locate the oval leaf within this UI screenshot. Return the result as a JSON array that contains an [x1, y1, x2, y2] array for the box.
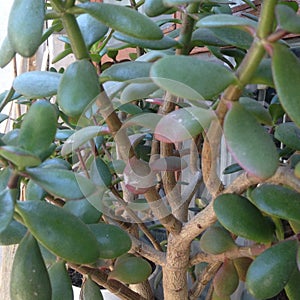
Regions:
[[90, 157, 112, 187], [89, 223, 132, 259], [224, 102, 278, 179], [121, 82, 159, 102], [144, 0, 170, 17], [8, 0, 45, 57], [274, 122, 300, 150], [213, 193, 274, 243], [25, 167, 97, 200], [272, 43, 300, 127], [250, 184, 300, 222], [0, 219, 26, 245], [18, 100, 57, 158], [150, 156, 188, 172], [13, 71, 62, 98], [109, 255, 152, 284], [150, 56, 237, 100], [48, 261, 73, 300], [81, 277, 104, 300], [16, 201, 100, 264], [154, 106, 216, 143], [276, 4, 300, 34], [246, 240, 298, 299], [10, 233, 52, 300], [78, 2, 163, 40], [77, 13, 108, 48], [0, 146, 41, 169], [0, 36, 15, 68], [0, 188, 16, 233], [57, 59, 100, 117]]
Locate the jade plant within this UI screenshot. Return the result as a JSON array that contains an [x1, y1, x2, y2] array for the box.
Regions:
[[1, 0, 300, 299]]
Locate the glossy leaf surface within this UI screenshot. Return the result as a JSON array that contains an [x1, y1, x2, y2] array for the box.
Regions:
[[121, 82, 159, 102], [144, 0, 170, 17], [0, 146, 41, 169], [25, 167, 97, 200], [276, 4, 300, 33], [224, 102, 278, 179], [272, 43, 300, 127], [284, 268, 300, 299], [18, 100, 57, 158], [8, 0, 45, 57], [250, 184, 300, 222], [274, 122, 300, 150], [154, 106, 216, 143], [10, 233, 51, 300], [246, 240, 298, 299], [100, 61, 152, 83], [109, 255, 152, 284], [150, 56, 236, 100], [90, 157, 112, 187], [0, 188, 16, 234], [13, 71, 62, 98], [0, 220, 26, 245], [16, 201, 100, 264], [57, 59, 100, 117], [89, 223, 132, 259], [48, 261, 73, 300], [214, 194, 274, 243], [78, 2, 163, 40]]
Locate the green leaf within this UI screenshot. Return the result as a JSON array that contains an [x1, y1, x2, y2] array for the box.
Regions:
[[61, 126, 109, 156], [285, 269, 300, 300], [89, 223, 132, 259], [13, 71, 62, 98], [78, 2, 163, 40], [16, 201, 100, 264], [150, 156, 188, 172], [122, 113, 162, 131], [109, 255, 152, 284], [18, 100, 57, 158], [0, 36, 15, 68], [0, 220, 26, 245], [150, 56, 236, 100], [224, 102, 278, 179], [192, 28, 232, 47], [223, 163, 243, 175], [239, 97, 273, 125], [121, 82, 159, 102], [0, 188, 16, 233], [10, 233, 52, 300], [25, 180, 46, 201], [81, 277, 104, 300], [246, 240, 298, 299], [163, 0, 206, 5], [214, 193, 274, 243], [144, 0, 170, 17], [272, 43, 300, 127], [196, 14, 257, 29], [113, 32, 179, 50], [8, 0, 45, 57], [250, 184, 300, 222], [25, 167, 97, 200], [57, 59, 100, 117], [249, 58, 274, 87], [0, 146, 41, 169], [90, 157, 112, 187], [100, 61, 152, 83], [276, 4, 300, 34], [154, 106, 215, 143], [77, 13, 108, 48], [274, 122, 300, 150], [48, 261, 73, 300], [63, 199, 102, 224]]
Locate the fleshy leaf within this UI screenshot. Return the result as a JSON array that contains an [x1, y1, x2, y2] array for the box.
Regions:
[[224, 102, 278, 179], [16, 201, 100, 264], [78, 2, 163, 40], [249, 58, 274, 87], [155, 106, 216, 143], [150, 156, 188, 172], [0, 188, 16, 233], [276, 4, 300, 34], [272, 43, 300, 127], [214, 193, 274, 243], [13, 71, 62, 98], [0, 36, 15, 68], [0, 146, 41, 169], [25, 167, 97, 200], [0, 220, 26, 245], [77, 13, 108, 48], [61, 126, 109, 156], [274, 122, 300, 150], [246, 240, 298, 299], [81, 277, 104, 300], [250, 184, 300, 222], [150, 56, 236, 100], [113, 32, 179, 50], [196, 14, 257, 30], [100, 61, 152, 83], [121, 82, 159, 102]]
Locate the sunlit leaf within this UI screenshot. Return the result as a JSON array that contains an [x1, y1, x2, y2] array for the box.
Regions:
[[0, 36, 15, 68]]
